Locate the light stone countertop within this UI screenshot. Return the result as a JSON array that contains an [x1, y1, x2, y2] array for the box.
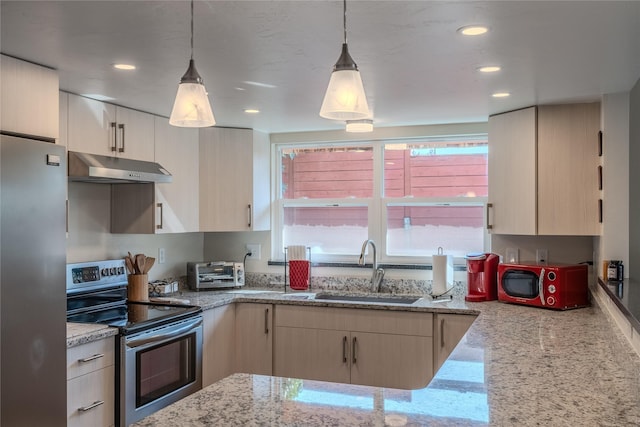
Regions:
[[66, 322, 118, 348], [131, 288, 640, 426]]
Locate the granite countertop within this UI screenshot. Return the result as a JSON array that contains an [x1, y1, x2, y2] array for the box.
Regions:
[[599, 277, 640, 333], [66, 322, 118, 348], [132, 288, 640, 426]]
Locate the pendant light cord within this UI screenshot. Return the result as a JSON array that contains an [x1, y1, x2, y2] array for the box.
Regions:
[[190, 0, 194, 60], [343, 0, 347, 44]]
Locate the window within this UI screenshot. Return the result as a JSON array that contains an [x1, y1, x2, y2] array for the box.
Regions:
[[272, 134, 488, 263]]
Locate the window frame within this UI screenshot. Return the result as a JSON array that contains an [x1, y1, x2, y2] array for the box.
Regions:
[[271, 132, 489, 265]]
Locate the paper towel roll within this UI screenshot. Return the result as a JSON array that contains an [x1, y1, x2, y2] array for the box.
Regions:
[[432, 250, 453, 295]]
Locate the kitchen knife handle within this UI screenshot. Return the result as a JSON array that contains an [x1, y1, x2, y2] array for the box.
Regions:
[[157, 203, 163, 230], [78, 400, 104, 412], [79, 353, 104, 363], [118, 123, 125, 153], [342, 336, 348, 363], [264, 308, 269, 334], [247, 204, 252, 228], [486, 203, 493, 230], [110, 122, 117, 152]]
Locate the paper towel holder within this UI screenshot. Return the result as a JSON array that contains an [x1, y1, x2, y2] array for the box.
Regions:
[[430, 247, 454, 300]]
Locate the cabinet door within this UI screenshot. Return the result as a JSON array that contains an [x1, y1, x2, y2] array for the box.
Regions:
[[67, 365, 115, 427], [1, 54, 59, 139], [433, 314, 476, 373], [154, 117, 199, 233], [115, 106, 154, 161], [59, 91, 68, 147], [199, 127, 254, 231], [203, 304, 236, 387], [235, 303, 273, 375], [488, 107, 537, 235], [350, 332, 433, 389], [537, 103, 601, 235], [274, 326, 351, 384], [68, 94, 117, 156]]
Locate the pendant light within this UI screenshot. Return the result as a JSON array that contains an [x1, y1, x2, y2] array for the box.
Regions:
[[169, 0, 215, 127], [319, 0, 370, 121]]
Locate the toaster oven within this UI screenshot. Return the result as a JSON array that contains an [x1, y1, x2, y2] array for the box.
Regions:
[[187, 262, 244, 290]]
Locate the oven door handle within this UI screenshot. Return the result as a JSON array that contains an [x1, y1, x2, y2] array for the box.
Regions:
[[126, 317, 202, 349], [538, 268, 546, 306]]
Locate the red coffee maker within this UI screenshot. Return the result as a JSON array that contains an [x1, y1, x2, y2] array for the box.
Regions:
[[465, 253, 500, 302]]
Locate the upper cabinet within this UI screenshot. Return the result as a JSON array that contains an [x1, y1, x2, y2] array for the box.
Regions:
[[199, 127, 270, 232], [67, 93, 154, 161], [1, 54, 59, 140], [488, 102, 601, 235], [154, 117, 199, 233]]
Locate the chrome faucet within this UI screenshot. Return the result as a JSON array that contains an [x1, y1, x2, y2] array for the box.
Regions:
[[358, 239, 385, 292]]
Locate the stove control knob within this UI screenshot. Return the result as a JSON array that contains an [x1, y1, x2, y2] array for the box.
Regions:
[[109, 267, 116, 275], [118, 267, 125, 275], [101, 268, 109, 277]]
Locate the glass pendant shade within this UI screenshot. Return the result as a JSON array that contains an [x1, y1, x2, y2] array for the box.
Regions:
[[320, 68, 370, 120], [169, 60, 215, 127], [346, 119, 373, 132]]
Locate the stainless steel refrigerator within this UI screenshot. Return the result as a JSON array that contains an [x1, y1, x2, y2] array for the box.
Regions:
[[1, 133, 67, 426]]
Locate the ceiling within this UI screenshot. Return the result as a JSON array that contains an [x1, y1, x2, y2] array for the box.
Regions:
[[1, 1, 640, 134]]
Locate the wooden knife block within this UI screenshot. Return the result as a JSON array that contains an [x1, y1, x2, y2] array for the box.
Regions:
[[127, 274, 149, 302]]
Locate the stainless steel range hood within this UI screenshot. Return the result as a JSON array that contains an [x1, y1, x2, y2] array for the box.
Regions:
[[68, 151, 172, 183]]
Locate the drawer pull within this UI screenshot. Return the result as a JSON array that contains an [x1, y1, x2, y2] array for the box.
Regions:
[[352, 336, 357, 364], [79, 353, 104, 363], [342, 336, 347, 363], [78, 400, 104, 412]]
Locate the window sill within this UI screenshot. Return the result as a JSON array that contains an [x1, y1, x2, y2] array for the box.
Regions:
[[267, 260, 466, 271]]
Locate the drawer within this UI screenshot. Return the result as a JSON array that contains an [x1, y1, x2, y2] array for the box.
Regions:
[[275, 305, 433, 337], [67, 337, 115, 380], [67, 365, 115, 427]]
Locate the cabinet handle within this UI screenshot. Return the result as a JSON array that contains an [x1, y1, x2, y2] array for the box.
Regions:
[[78, 353, 104, 363], [598, 166, 603, 191], [157, 203, 163, 230], [352, 336, 357, 364], [264, 308, 269, 334], [440, 318, 445, 349], [599, 199, 603, 223], [78, 400, 104, 412], [486, 203, 493, 230], [110, 122, 117, 152], [247, 204, 252, 228], [118, 123, 125, 153], [342, 336, 347, 363], [598, 130, 603, 156]]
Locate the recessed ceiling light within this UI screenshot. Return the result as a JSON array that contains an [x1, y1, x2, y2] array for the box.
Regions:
[[458, 25, 489, 36], [492, 92, 511, 98], [244, 109, 260, 114], [244, 81, 277, 89], [478, 66, 501, 73], [113, 63, 136, 70]]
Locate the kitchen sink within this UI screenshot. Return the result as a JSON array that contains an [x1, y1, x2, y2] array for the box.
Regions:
[[313, 294, 421, 305]]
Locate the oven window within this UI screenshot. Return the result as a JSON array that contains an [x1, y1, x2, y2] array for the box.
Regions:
[[136, 332, 196, 408], [502, 270, 539, 298]]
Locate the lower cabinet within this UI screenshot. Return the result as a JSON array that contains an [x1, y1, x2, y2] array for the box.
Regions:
[[67, 337, 115, 427], [235, 303, 273, 375], [274, 305, 433, 389], [202, 304, 236, 388], [433, 313, 477, 373]]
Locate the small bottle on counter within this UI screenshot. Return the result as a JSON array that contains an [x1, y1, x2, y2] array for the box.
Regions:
[[607, 260, 624, 281]]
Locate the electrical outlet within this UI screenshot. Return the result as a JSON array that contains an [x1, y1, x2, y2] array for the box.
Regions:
[[158, 247, 166, 264], [246, 244, 261, 260], [536, 249, 548, 265]]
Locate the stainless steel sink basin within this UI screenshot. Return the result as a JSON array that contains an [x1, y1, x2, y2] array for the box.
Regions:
[[314, 294, 421, 305]]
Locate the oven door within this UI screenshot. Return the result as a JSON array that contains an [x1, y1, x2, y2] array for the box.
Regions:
[[500, 268, 545, 305], [120, 315, 203, 426]]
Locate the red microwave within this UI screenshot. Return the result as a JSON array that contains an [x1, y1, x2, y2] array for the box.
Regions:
[[497, 262, 589, 310]]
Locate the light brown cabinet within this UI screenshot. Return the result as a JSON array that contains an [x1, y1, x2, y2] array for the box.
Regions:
[[235, 303, 273, 375], [274, 305, 433, 389], [67, 93, 154, 161], [202, 304, 236, 387], [199, 128, 270, 231], [433, 313, 477, 373], [488, 103, 601, 235], [0, 54, 59, 139], [67, 337, 115, 427]]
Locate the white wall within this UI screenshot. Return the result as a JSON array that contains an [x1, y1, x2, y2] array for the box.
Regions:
[[67, 182, 203, 280], [594, 92, 630, 278], [629, 78, 640, 278]]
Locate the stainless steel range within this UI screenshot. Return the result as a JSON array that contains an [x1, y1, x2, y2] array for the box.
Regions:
[[66, 260, 202, 426]]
